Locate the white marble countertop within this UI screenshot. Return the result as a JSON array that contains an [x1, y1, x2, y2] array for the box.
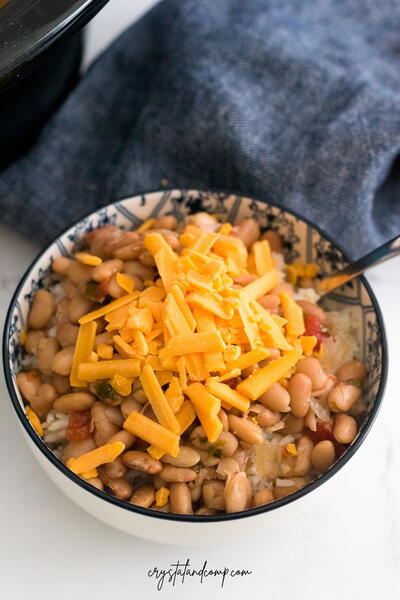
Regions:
[[0, 2, 399, 598]]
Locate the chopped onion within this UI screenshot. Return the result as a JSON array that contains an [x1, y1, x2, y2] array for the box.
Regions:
[[276, 478, 294, 487], [310, 397, 331, 423]]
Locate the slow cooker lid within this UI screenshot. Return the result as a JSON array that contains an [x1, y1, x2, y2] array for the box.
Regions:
[[0, 0, 109, 88]]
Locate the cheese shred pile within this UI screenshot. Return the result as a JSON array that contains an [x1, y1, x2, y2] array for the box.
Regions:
[[70, 223, 317, 458]]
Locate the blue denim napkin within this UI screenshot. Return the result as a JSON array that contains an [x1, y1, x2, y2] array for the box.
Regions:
[[1, 0, 400, 257]]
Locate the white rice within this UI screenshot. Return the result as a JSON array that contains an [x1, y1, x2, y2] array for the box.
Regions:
[[294, 287, 320, 304], [42, 409, 68, 445]]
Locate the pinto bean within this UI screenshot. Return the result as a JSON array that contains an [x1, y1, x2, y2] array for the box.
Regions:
[[51, 345, 75, 376], [295, 436, 314, 476], [28, 289, 55, 329], [216, 457, 240, 479], [67, 261, 93, 285], [328, 383, 361, 412], [68, 297, 93, 323], [288, 373, 312, 418], [91, 402, 119, 446], [87, 477, 104, 491], [296, 357, 327, 391], [53, 392, 95, 414], [104, 229, 139, 254], [112, 238, 142, 260], [311, 441, 336, 473], [197, 449, 219, 467], [108, 274, 128, 299], [49, 374, 71, 395], [92, 259, 123, 282], [107, 478, 133, 500], [52, 256, 72, 277], [62, 280, 80, 300], [30, 383, 57, 417], [103, 405, 124, 426], [335, 360, 367, 383], [189, 467, 218, 502], [218, 409, 229, 431], [130, 485, 155, 508], [273, 477, 307, 500], [313, 373, 337, 402], [188, 213, 218, 232], [258, 383, 290, 412], [120, 397, 142, 419], [139, 249, 156, 267], [104, 456, 127, 479], [279, 436, 313, 477], [62, 437, 96, 462], [159, 465, 197, 483], [94, 332, 114, 348], [296, 300, 325, 321], [252, 488, 274, 507], [162, 446, 201, 468], [272, 282, 294, 296], [155, 215, 178, 230], [217, 431, 239, 457], [231, 219, 260, 248], [190, 426, 211, 450], [24, 330, 46, 355], [248, 404, 281, 427], [107, 429, 136, 448], [224, 472, 252, 513], [170, 483, 193, 514], [257, 294, 280, 310], [333, 414, 358, 444], [203, 480, 226, 511], [228, 415, 264, 446], [261, 230, 284, 252], [17, 370, 42, 403], [56, 322, 79, 347], [280, 415, 304, 435], [37, 337, 60, 376], [122, 260, 155, 281], [233, 273, 258, 286], [123, 451, 162, 474], [55, 298, 70, 323]]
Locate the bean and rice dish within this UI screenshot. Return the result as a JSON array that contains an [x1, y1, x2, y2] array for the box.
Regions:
[[16, 213, 367, 515]]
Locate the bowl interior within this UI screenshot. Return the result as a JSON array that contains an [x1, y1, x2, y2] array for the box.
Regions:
[[4, 188, 386, 520]]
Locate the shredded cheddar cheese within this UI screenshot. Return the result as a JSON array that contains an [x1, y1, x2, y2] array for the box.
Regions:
[[67, 442, 125, 474], [116, 272, 135, 294], [155, 487, 170, 507], [75, 252, 102, 266], [70, 321, 97, 387], [26, 406, 43, 436], [123, 411, 179, 456], [71, 215, 310, 456]]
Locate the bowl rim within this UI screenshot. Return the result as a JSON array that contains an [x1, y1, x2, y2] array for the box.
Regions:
[[2, 187, 388, 523]]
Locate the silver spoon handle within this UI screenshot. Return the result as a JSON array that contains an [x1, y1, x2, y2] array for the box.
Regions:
[[317, 234, 400, 296]]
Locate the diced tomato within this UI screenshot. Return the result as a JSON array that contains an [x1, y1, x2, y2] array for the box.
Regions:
[[304, 314, 330, 351], [66, 411, 91, 441], [307, 421, 346, 458], [307, 421, 333, 444]]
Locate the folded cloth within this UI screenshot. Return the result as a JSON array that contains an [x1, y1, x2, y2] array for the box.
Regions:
[[1, 0, 400, 257]]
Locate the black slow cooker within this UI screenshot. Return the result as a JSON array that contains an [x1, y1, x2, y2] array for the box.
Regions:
[[0, 0, 109, 171]]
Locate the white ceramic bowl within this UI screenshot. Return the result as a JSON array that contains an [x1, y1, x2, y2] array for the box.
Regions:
[[3, 189, 387, 545]]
